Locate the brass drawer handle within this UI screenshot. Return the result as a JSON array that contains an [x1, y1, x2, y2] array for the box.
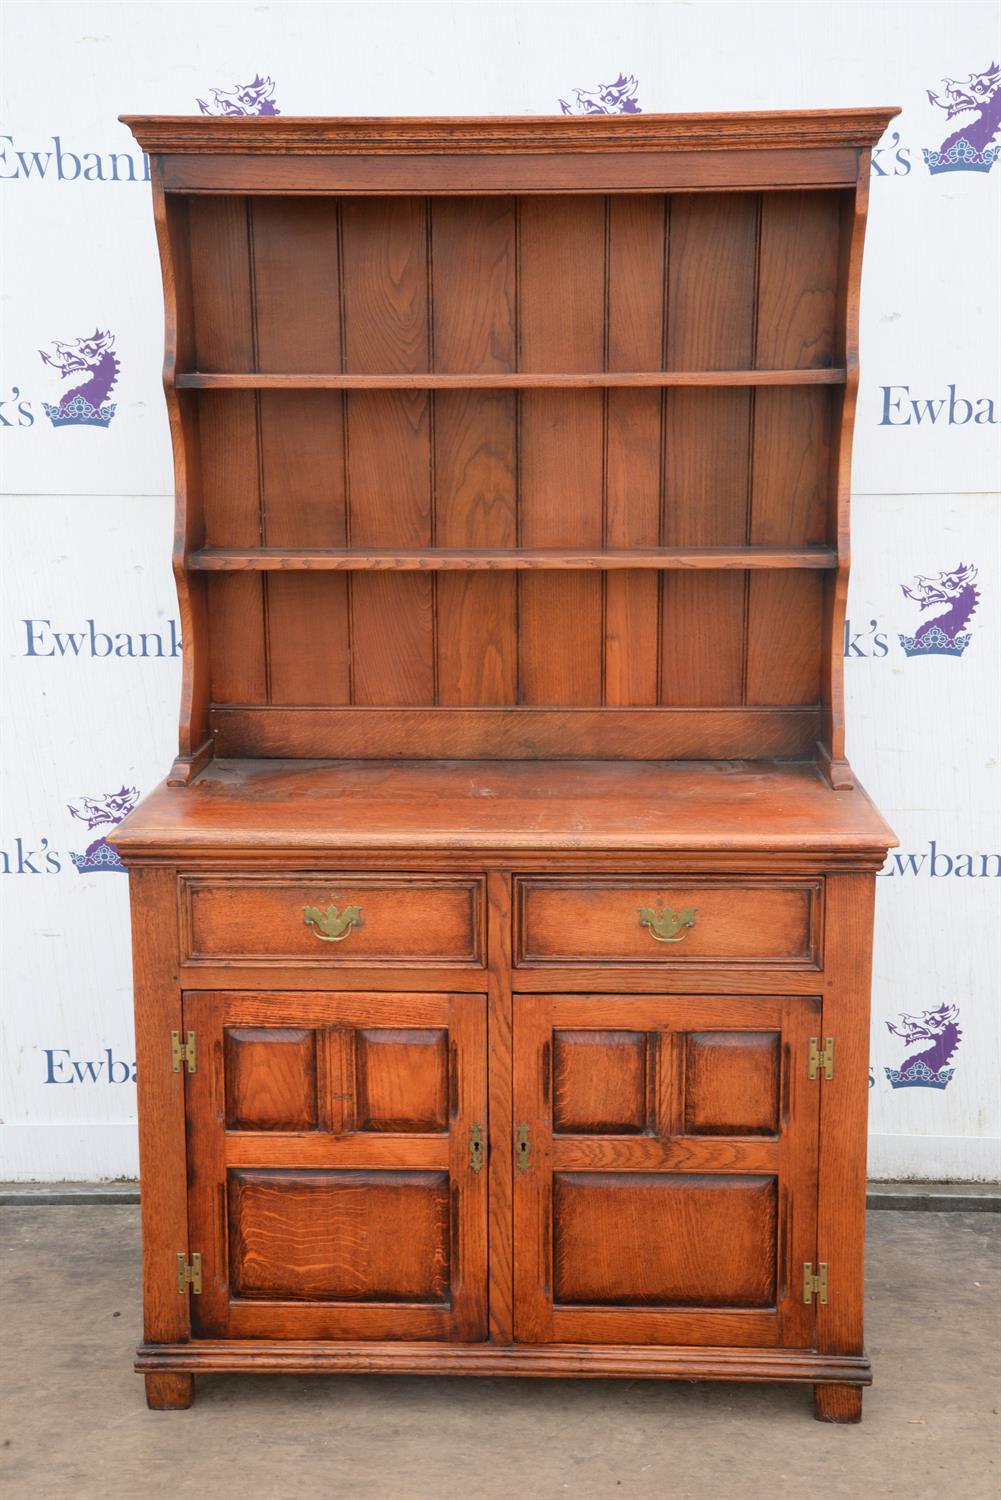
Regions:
[[638, 905, 697, 943], [303, 902, 362, 943]]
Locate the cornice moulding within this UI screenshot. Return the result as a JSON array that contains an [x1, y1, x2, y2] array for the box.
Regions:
[[120, 109, 901, 156]]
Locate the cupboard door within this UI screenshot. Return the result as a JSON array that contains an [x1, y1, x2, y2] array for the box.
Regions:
[[183, 991, 487, 1341], [513, 995, 820, 1348]]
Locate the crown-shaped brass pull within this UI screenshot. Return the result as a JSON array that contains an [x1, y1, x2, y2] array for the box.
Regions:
[[637, 905, 697, 943], [302, 902, 363, 942]]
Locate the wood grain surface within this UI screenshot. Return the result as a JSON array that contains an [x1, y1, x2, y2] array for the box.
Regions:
[[166, 172, 873, 765], [121, 109, 895, 1417]]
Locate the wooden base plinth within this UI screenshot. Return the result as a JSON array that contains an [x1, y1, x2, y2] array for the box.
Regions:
[[139, 1342, 871, 1416], [813, 1383, 863, 1423], [145, 1372, 194, 1411]]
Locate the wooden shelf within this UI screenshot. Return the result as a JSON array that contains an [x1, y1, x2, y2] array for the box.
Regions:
[[175, 369, 846, 391], [188, 546, 839, 573]]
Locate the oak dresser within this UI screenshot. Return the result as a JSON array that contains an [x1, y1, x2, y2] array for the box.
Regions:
[[114, 109, 898, 1420]]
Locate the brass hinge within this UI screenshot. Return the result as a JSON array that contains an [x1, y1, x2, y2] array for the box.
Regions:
[[170, 1029, 196, 1073], [176, 1252, 202, 1295], [469, 1122, 485, 1173], [516, 1123, 531, 1172], [803, 1261, 829, 1305], [807, 1036, 834, 1081]]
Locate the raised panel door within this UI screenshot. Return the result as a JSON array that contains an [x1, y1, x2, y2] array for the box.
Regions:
[[183, 990, 488, 1341], [513, 994, 820, 1347]]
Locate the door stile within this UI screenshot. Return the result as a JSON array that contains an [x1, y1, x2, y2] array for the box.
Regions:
[[815, 872, 875, 1360], [182, 991, 229, 1336], [448, 992, 489, 1340], [486, 870, 515, 1342], [512, 999, 556, 1342], [777, 997, 823, 1350], [129, 868, 192, 1348]]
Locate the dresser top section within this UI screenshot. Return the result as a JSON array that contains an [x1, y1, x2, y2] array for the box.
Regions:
[[110, 759, 895, 863], [121, 109, 899, 157]]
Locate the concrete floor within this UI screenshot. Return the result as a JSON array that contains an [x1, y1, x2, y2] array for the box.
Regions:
[[1, 1209, 997, 1500]]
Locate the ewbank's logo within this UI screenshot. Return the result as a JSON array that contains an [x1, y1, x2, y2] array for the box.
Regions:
[[38, 330, 119, 428], [884, 1004, 962, 1090], [0, 134, 149, 183], [923, 61, 1001, 173], [67, 786, 137, 874], [559, 74, 641, 116], [197, 74, 280, 116], [877, 384, 997, 426], [898, 563, 979, 658], [44, 1048, 136, 1084]]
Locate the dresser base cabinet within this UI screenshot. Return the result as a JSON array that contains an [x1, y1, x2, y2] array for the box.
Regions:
[[115, 761, 890, 1423], [116, 107, 898, 1421]]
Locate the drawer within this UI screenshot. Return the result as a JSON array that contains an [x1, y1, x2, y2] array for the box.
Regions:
[[180, 875, 485, 966], [515, 877, 821, 967]]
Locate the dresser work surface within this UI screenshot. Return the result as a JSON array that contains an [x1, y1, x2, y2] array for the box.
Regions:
[[116, 107, 898, 1421], [114, 759, 894, 857]]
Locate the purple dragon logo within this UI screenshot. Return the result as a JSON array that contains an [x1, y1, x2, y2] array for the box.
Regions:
[[39, 330, 119, 429], [67, 786, 138, 874], [559, 74, 641, 116], [923, 61, 1001, 173], [884, 1004, 962, 1090], [898, 563, 979, 658], [197, 74, 280, 117]]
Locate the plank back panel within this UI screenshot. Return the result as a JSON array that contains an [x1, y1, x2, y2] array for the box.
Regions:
[[604, 197, 665, 706], [179, 185, 851, 758], [188, 196, 253, 373], [665, 194, 759, 371], [187, 198, 266, 706], [518, 197, 606, 706], [660, 193, 758, 709], [341, 199, 435, 706], [756, 192, 843, 370], [744, 383, 832, 707], [432, 199, 518, 705], [252, 198, 350, 706]]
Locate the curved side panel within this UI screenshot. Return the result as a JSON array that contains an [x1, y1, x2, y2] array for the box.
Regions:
[[819, 157, 872, 791], [151, 181, 212, 784]]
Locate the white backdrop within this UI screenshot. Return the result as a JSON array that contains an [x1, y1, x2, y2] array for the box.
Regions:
[[2, 0, 998, 1181]]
